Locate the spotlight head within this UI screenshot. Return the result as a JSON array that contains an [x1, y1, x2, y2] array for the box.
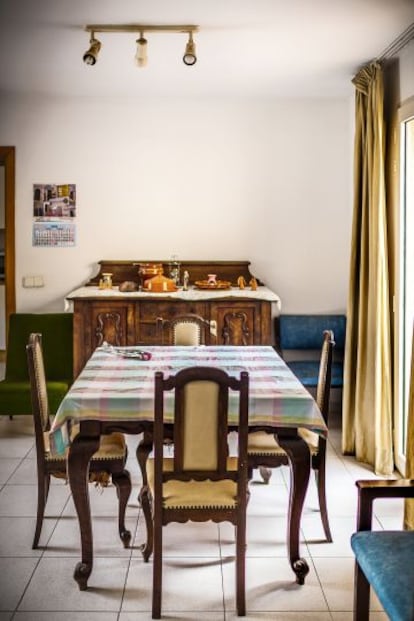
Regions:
[[135, 34, 148, 67], [83, 37, 101, 65], [183, 32, 197, 66]]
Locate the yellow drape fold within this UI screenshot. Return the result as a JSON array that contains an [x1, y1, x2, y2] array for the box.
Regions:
[[404, 326, 414, 529], [342, 62, 394, 475]]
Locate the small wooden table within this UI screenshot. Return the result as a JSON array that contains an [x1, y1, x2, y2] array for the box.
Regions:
[[51, 345, 327, 589]]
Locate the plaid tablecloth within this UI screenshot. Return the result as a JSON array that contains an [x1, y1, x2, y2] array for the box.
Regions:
[[50, 345, 327, 453]]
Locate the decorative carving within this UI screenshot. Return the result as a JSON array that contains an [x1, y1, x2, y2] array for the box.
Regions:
[[222, 311, 250, 346], [95, 312, 123, 346]]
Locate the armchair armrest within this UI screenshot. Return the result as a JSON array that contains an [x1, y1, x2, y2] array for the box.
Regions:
[[356, 479, 414, 531]]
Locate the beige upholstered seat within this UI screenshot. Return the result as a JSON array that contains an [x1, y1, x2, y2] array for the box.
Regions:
[[140, 366, 249, 618], [26, 333, 132, 549], [248, 329, 335, 542]]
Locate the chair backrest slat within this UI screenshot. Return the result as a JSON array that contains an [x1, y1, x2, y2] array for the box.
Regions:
[[316, 330, 335, 423], [26, 333, 50, 458]]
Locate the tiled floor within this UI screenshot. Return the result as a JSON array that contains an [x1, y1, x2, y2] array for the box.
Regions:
[[0, 392, 402, 621]]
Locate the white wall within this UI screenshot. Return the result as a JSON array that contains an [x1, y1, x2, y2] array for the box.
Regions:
[[400, 38, 414, 102], [0, 95, 352, 314]]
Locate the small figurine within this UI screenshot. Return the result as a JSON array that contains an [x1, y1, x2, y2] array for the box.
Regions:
[[237, 276, 246, 290], [249, 277, 258, 291], [183, 270, 190, 291], [207, 273, 217, 286]]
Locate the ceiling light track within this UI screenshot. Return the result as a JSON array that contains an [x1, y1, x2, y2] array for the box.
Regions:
[[83, 24, 199, 67]]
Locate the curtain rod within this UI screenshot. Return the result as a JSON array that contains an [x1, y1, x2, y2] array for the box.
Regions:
[[377, 22, 414, 61]]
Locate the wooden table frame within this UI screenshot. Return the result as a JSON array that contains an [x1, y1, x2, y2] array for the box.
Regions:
[[68, 419, 311, 590]]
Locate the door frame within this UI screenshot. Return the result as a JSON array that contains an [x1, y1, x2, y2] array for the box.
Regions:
[[0, 146, 16, 344]]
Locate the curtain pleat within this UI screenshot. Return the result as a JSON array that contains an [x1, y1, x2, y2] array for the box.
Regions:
[[342, 62, 394, 475], [404, 326, 414, 529]]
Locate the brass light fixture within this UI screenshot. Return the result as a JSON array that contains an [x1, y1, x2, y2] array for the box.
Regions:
[[135, 33, 148, 67], [82, 34, 102, 65], [183, 32, 197, 65], [83, 24, 199, 67]]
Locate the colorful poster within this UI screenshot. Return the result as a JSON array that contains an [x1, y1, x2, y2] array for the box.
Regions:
[[33, 183, 77, 247], [33, 184, 76, 218]]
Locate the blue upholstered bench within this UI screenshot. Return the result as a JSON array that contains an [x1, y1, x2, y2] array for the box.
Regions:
[[275, 314, 346, 387], [350, 479, 414, 621]]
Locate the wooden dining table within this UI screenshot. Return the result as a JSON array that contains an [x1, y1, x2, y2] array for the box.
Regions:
[[51, 344, 327, 590]]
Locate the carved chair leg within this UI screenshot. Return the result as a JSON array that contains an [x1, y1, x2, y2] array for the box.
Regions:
[[112, 469, 132, 548], [33, 473, 50, 549], [314, 468, 332, 542], [139, 486, 154, 562], [152, 519, 162, 619], [236, 522, 246, 616], [353, 561, 370, 621]]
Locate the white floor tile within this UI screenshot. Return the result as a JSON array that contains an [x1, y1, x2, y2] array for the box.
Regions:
[[122, 556, 224, 613], [0, 516, 56, 555], [120, 613, 223, 621], [0, 557, 39, 611], [223, 556, 328, 613], [19, 557, 129, 612], [0, 458, 22, 483], [43, 514, 137, 557], [14, 613, 118, 621], [312, 556, 383, 612], [227, 614, 332, 620], [331, 613, 388, 620], [0, 483, 70, 517]]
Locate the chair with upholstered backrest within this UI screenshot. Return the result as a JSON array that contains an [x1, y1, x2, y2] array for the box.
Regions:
[[156, 313, 210, 345], [141, 366, 249, 618], [26, 332, 132, 550], [248, 329, 335, 542]]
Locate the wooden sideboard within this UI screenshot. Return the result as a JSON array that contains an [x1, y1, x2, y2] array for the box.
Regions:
[[67, 260, 280, 377]]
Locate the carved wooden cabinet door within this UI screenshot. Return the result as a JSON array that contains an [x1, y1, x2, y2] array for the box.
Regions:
[[210, 303, 258, 346]]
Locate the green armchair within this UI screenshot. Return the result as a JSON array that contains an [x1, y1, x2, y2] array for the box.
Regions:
[[0, 313, 73, 417]]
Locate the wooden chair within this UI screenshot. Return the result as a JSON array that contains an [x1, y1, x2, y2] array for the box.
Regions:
[[156, 313, 210, 345], [141, 366, 249, 618], [26, 332, 132, 550], [351, 479, 414, 620], [248, 329, 335, 542]]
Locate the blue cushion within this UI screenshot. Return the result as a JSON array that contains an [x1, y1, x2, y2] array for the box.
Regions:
[[287, 360, 344, 387], [351, 530, 414, 621], [279, 314, 346, 350]]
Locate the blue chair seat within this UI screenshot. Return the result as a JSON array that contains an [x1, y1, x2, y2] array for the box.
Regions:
[[287, 360, 344, 387], [351, 530, 414, 621]]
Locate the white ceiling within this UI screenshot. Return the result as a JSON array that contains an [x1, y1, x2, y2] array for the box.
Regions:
[[0, 0, 413, 99]]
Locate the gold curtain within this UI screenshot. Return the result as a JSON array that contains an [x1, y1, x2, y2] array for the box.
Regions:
[[342, 62, 394, 475], [404, 328, 414, 529]]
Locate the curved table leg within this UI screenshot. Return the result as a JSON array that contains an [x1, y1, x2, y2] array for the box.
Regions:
[[136, 430, 154, 562], [276, 430, 311, 585], [68, 433, 100, 590]]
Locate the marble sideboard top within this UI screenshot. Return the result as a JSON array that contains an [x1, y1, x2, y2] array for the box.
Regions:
[[65, 285, 281, 310]]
